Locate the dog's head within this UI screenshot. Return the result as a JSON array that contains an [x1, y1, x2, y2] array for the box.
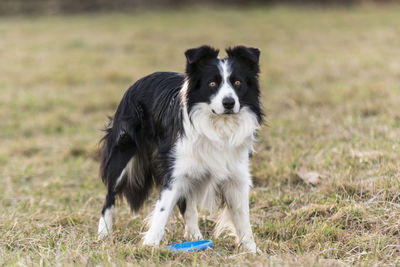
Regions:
[[183, 45, 262, 123]]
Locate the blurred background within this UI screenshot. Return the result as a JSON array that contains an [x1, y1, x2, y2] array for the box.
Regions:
[[0, 0, 398, 15], [1, 0, 399, 265]]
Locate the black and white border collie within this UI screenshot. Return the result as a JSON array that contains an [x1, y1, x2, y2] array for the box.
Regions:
[[98, 45, 263, 253]]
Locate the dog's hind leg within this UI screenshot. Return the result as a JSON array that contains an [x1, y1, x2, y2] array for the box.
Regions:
[[98, 186, 117, 240], [98, 141, 136, 240], [97, 167, 128, 240]]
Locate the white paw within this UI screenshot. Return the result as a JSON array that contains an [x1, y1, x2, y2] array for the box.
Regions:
[[142, 232, 162, 247], [184, 228, 203, 240], [97, 207, 114, 240], [240, 240, 258, 253], [97, 216, 112, 240], [97, 230, 110, 240], [142, 239, 160, 247]]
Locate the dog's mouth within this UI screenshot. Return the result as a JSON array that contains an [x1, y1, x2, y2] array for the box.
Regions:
[[212, 109, 237, 115], [211, 109, 237, 116]]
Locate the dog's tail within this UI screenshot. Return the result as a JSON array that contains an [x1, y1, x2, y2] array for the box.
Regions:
[[99, 116, 117, 186], [99, 98, 154, 212]]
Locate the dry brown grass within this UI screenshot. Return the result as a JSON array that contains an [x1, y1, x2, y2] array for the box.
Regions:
[[1, 5, 400, 266]]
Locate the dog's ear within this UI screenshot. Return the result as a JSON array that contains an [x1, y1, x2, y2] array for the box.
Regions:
[[185, 45, 219, 65], [226, 46, 260, 72]]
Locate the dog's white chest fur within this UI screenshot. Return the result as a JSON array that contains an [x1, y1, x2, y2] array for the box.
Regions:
[[172, 104, 259, 195], [175, 133, 249, 181]]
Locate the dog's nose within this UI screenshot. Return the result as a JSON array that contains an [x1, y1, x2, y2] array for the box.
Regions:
[[222, 97, 235, 110]]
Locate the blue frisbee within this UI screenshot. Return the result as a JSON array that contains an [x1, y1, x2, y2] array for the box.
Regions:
[[166, 240, 213, 252]]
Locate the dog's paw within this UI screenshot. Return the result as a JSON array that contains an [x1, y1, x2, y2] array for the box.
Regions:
[[142, 239, 160, 247], [184, 229, 203, 240], [97, 217, 112, 240], [97, 231, 110, 241], [240, 240, 258, 254], [142, 241, 159, 247], [142, 233, 162, 247]]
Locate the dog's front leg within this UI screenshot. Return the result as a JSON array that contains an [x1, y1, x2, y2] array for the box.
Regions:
[[222, 176, 257, 253], [143, 185, 181, 247], [183, 197, 203, 240]]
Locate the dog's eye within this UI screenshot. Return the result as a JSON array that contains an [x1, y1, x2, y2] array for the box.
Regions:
[[208, 81, 217, 88], [234, 80, 241, 87]]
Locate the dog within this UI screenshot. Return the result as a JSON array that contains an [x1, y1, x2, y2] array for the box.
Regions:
[[97, 45, 263, 253]]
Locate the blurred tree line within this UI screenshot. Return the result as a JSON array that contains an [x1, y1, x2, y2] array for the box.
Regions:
[[0, 0, 396, 15]]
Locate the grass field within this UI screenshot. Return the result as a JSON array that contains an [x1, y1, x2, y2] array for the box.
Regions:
[[1, 5, 400, 266]]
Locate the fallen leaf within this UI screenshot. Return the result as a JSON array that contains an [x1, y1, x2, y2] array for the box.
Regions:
[[297, 165, 325, 186]]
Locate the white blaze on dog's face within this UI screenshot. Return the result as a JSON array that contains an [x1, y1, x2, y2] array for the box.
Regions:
[[209, 59, 240, 115]]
